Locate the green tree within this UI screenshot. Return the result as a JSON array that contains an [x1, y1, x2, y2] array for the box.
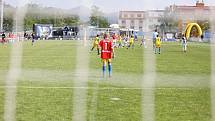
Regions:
[[90, 5, 109, 28], [23, 12, 80, 30], [3, 3, 80, 32], [158, 7, 178, 36], [3, 17, 13, 32], [197, 20, 210, 31]]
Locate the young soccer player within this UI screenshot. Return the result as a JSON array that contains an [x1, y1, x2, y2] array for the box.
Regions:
[[140, 35, 147, 48], [155, 34, 161, 54], [182, 34, 187, 52], [31, 32, 36, 46], [127, 35, 134, 49], [117, 34, 122, 48], [153, 29, 158, 50], [99, 33, 114, 78], [91, 34, 100, 55], [1, 32, 6, 44], [122, 35, 128, 47], [134, 32, 138, 41]]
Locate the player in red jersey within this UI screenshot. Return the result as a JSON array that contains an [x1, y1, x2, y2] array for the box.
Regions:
[[99, 33, 114, 77]]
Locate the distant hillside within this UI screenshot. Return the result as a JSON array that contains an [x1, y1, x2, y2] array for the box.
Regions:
[[4, 4, 78, 18], [69, 6, 118, 24], [3, 4, 118, 24], [69, 6, 91, 21], [4, 4, 15, 17], [26, 4, 77, 18]]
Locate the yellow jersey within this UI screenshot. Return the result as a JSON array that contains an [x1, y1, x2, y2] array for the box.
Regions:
[[129, 37, 134, 44], [94, 37, 99, 45], [118, 36, 122, 43], [155, 37, 161, 47]]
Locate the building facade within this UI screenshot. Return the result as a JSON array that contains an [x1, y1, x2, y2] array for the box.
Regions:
[[168, 0, 215, 32], [145, 10, 164, 32], [118, 10, 164, 32], [118, 11, 146, 31]]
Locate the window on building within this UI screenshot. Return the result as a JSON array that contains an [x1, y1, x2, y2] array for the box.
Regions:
[[122, 20, 126, 24], [119, 13, 122, 18], [131, 20, 134, 24], [156, 19, 160, 23], [139, 20, 143, 24], [139, 26, 143, 30], [124, 14, 128, 18], [131, 26, 135, 29], [130, 14, 134, 18], [137, 14, 142, 18]]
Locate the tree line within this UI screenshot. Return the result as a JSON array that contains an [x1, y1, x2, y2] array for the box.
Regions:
[[2, 4, 109, 32]]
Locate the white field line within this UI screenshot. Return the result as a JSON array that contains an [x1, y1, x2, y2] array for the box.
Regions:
[[4, 43, 22, 121], [11, 67, 209, 89], [88, 80, 99, 121], [72, 28, 89, 121], [160, 43, 213, 46], [142, 37, 156, 121], [210, 8, 215, 121], [0, 86, 202, 90], [4, 68, 209, 88]]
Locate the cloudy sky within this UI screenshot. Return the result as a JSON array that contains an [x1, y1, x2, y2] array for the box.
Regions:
[[5, 0, 215, 12]]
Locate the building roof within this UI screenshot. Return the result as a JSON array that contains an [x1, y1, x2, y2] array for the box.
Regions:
[[168, 2, 215, 21], [146, 10, 165, 12], [170, 2, 215, 12], [119, 11, 146, 13]]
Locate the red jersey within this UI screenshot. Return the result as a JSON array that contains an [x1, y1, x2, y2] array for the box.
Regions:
[[99, 39, 113, 59], [112, 35, 117, 40]]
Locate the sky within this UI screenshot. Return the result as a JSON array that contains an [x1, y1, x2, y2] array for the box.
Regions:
[[4, 0, 215, 12]]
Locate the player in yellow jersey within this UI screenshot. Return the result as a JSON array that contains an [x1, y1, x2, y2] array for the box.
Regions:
[[117, 35, 122, 48], [155, 35, 161, 54], [127, 35, 134, 49], [91, 34, 100, 55]]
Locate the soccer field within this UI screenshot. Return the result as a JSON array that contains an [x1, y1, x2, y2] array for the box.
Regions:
[[0, 40, 211, 121]]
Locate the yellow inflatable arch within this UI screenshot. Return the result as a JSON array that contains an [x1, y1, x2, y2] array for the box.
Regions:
[[184, 23, 202, 40]]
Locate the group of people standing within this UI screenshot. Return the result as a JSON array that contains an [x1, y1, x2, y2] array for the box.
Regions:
[[1, 32, 36, 46], [90, 32, 149, 78], [1, 32, 17, 46], [91, 30, 188, 78], [90, 32, 138, 77], [91, 33, 139, 54], [24, 32, 36, 46], [152, 29, 187, 54]]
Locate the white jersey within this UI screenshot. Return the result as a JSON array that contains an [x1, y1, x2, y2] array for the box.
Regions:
[[153, 32, 158, 39], [182, 37, 187, 52], [182, 37, 187, 45]]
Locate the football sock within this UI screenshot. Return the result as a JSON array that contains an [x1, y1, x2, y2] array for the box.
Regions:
[[108, 63, 112, 77], [97, 48, 100, 55], [102, 65, 106, 77]]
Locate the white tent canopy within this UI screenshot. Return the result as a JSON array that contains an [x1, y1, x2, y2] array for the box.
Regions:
[[110, 24, 120, 29]]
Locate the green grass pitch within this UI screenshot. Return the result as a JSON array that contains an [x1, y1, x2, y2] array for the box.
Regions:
[[0, 40, 211, 121]]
